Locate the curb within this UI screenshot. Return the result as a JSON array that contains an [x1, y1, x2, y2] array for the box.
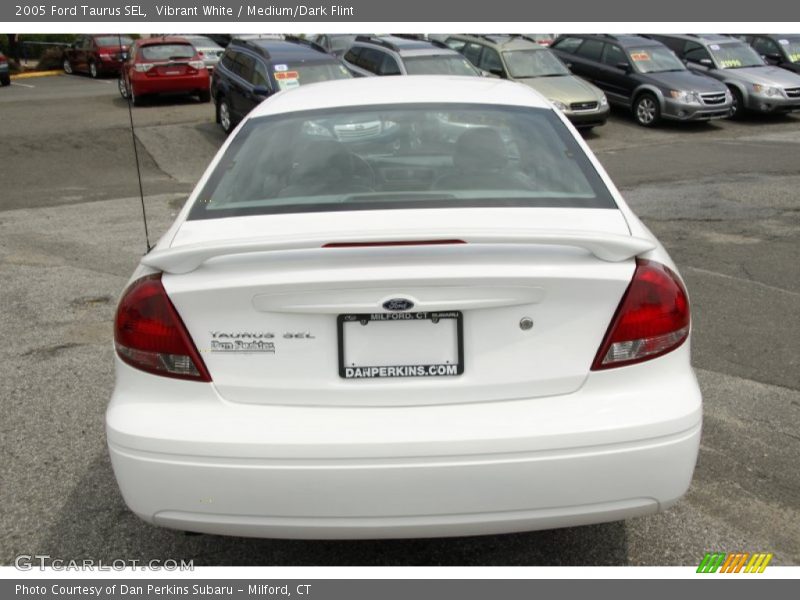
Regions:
[[11, 70, 64, 80]]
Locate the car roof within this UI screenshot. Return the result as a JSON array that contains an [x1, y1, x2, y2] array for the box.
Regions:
[[652, 34, 737, 45], [248, 75, 551, 119], [449, 34, 545, 51], [554, 34, 662, 49], [353, 35, 453, 56], [138, 36, 193, 47], [230, 39, 329, 60]]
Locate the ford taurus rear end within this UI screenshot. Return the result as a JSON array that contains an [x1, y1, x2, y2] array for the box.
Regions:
[[106, 77, 701, 539]]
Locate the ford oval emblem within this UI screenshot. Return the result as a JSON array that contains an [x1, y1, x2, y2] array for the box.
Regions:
[[383, 298, 414, 311]]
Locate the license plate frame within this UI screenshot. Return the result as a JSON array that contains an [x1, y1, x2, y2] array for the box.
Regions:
[[337, 311, 464, 379]]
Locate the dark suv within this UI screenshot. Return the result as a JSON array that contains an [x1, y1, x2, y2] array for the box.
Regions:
[[735, 35, 800, 75], [211, 37, 352, 133], [551, 34, 732, 127]]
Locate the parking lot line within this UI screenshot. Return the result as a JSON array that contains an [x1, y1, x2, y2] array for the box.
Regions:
[[11, 81, 35, 88]]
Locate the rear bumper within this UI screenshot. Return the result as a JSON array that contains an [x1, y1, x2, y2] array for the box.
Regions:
[[97, 58, 124, 73], [107, 347, 702, 539], [109, 424, 699, 539], [131, 74, 209, 96]]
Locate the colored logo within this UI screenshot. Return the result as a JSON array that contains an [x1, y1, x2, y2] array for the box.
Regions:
[[382, 298, 414, 311], [697, 552, 773, 573]]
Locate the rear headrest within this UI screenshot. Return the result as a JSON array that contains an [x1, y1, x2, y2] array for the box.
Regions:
[[454, 127, 508, 171]]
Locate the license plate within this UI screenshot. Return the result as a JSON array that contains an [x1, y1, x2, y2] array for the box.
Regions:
[[165, 70, 180, 75], [337, 311, 463, 379]]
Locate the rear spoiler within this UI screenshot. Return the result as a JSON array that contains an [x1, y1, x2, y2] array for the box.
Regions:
[[143, 230, 656, 274]]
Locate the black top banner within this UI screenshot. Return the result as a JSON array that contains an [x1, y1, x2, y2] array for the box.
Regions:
[[3, 0, 800, 22]]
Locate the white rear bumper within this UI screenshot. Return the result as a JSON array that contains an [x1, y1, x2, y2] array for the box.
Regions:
[[107, 347, 702, 539]]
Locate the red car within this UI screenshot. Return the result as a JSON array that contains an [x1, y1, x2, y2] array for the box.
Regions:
[[1, 51, 10, 86], [62, 34, 133, 78], [118, 37, 210, 106]]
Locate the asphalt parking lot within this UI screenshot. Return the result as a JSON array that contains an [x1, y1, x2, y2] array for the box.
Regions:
[[1, 72, 798, 566]]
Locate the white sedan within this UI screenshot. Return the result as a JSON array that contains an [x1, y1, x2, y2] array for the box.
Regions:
[[107, 76, 701, 539]]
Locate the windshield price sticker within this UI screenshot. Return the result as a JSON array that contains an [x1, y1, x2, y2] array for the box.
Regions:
[[275, 70, 300, 90], [710, 44, 721, 50], [720, 59, 742, 68], [779, 39, 790, 45], [274, 64, 288, 71], [630, 52, 651, 61]]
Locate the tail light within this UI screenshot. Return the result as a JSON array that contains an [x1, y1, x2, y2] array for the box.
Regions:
[[114, 273, 211, 381], [592, 258, 690, 370], [189, 60, 205, 70], [134, 63, 154, 72]]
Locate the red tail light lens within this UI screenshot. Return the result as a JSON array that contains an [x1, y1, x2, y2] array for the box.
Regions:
[[592, 258, 690, 370], [114, 273, 211, 381]]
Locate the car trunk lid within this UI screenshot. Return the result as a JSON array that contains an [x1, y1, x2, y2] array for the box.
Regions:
[[158, 207, 646, 407]]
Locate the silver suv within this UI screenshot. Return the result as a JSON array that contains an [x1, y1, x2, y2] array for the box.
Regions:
[[342, 35, 479, 77], [650, 34, 800, 117]]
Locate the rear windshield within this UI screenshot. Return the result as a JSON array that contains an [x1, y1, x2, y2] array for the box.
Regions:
[[708, 42, 764, 69], [188, 103, 615, 220], [95, 36, 133, 47], [271, 62, 352, 90], [403, 55, 478, 76], [139, 43, 195, 61]]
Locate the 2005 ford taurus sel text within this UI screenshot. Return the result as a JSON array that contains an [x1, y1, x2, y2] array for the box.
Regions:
[[106, 76, 702, 539]]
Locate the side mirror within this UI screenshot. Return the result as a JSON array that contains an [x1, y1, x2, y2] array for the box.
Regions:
[[616, 62, 631, 72], [252, 85, 270, 97], [699, 58, 713, 67], [765, 52, 782, 63]]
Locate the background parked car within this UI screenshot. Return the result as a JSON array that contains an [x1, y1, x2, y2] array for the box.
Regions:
[[212, 37, 352, 133], [343, 35, 480, 77], [199, 34, 233, 48], [444, 34, 609, 129], [310, 34, 358, 58], [118, 36, 210, 106], [520, 34, 556, 47], [735, 34, 800, 75], [551, 34, 732, 127], [0, 51, 10, 86], [181, 35, 224, 72], [62, 34, 133, 78], [649, 34, 800, 117]]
